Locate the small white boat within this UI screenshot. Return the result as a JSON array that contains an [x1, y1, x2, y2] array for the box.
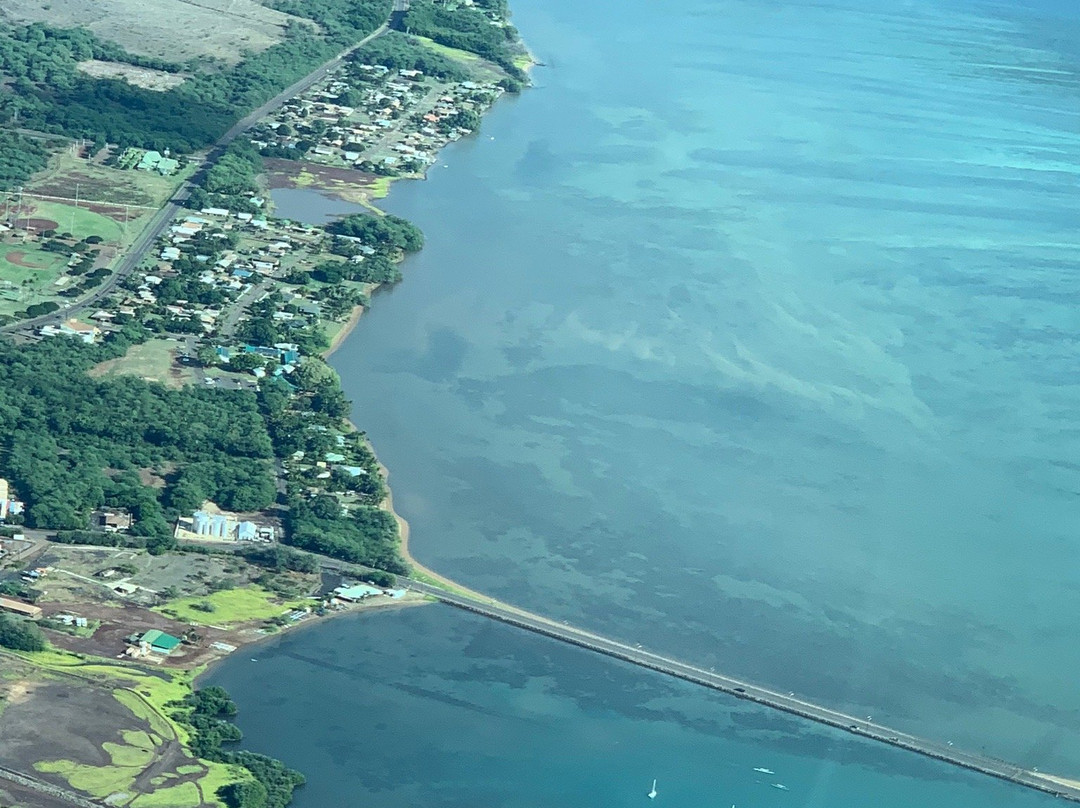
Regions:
[[647, 779, 657, 799], [771, 783, 789, 791], [753, 767, 774, 775]]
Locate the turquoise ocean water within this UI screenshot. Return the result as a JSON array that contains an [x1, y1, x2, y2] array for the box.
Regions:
[[211, 0, 1080, 804]]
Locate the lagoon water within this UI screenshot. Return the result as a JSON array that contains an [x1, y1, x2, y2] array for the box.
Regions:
[[210, 0, 1080, 804]]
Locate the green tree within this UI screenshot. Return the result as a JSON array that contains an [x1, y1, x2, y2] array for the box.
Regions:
[[0, 614, 46, 652]]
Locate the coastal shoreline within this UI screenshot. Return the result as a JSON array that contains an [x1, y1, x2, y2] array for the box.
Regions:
[[193, 594, 428, 686], [323, 301, 367, 358]]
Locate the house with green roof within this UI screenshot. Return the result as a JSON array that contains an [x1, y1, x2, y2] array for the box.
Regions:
[[140, 629, 182, 654], [137, 150, 162, 171]]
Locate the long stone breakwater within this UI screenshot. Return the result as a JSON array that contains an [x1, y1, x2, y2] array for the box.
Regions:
[[403, 577, 1080, 803]]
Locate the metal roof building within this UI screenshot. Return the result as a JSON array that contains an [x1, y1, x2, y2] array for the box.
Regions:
[[141, 629, 181, 653], [334, 584, 383, 602]]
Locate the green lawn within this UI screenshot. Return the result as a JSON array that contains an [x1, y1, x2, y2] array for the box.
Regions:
[[27, 201, 125, 243], [129, 780, 202, 808], [35, 759, 138, 798], [157, 586, 302, 626], [104, 740, 156, 768], [415, 35, 480, 62], [0, 242, 66, 276], [0, 243, 71, 317]]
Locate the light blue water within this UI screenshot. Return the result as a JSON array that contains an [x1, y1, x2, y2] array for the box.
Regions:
[[222, 0, 1080, 802]]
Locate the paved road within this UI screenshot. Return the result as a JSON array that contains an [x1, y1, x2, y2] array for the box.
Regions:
[[218, 278, 273, 339], [1, 21, 394, 336]]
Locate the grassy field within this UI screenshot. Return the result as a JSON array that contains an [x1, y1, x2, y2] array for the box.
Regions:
[[0, 242, 73, 318], [415, 35, 510, 81], [0, 243, 66, 279], [28, 150, 191, 210], [89, 339, 192, 388], [369, 176, 393, 199], [16, 200, 126, 243], [35, 758, 139, 797], [157, 586, 304, 626], [415, 35, 481, 63], [129, 781, 202, 808]]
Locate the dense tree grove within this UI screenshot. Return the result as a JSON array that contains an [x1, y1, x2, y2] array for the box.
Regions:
[[282, 493, 404, 573], [269, 0, 391, 39], [327, 213, 424, 252], [0, 131, 47, 189], [0, 338, 275, 546], [0, 614, 46, 652], [239, 544, 319, 574], [172, 686, 306, 808]]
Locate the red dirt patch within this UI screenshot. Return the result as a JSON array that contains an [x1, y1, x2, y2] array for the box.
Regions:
[[4, 251, 50, 269], [83, 202, 136, 222], [17, 218, 59, 233]]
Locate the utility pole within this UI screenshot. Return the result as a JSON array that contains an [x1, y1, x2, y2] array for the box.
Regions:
[[70, 183, 80, 234], [14, 187, 23, 243]]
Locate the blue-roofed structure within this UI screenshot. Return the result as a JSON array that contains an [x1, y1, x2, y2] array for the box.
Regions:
[[237, 521, 257, 541]]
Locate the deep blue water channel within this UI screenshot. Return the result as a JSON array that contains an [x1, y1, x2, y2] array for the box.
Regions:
[[209, 0, 1080, 804]]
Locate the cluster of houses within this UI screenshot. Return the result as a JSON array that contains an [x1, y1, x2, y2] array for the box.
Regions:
[[251, 64, 502, 174], [43, 206, 331, 345], [287, 444, 370, 486]]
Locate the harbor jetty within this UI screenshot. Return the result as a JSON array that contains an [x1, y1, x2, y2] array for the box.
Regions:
[[402, 577, 1080, 803]]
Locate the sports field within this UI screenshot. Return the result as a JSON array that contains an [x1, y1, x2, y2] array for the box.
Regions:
[[10, 200, 126, 243], [0, 243, 71, 317]]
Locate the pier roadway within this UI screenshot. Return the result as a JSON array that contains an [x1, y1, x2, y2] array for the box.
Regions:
[[403, 577, 1080, 802]]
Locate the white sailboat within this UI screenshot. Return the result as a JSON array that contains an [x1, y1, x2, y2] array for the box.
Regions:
[[647, 779, 657, 799], [753, 767, 774, 775]]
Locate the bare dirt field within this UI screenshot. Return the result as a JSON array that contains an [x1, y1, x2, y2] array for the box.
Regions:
[[40, 602, 237, 668], [77, 60, 189, 91], [0, 668, 217, 807], [0, 0, 310, 65], [0, 680, 135, 772], [264, 159, 388, 205], [0, 777, 77, 808], [17, 218, 59, 234]]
